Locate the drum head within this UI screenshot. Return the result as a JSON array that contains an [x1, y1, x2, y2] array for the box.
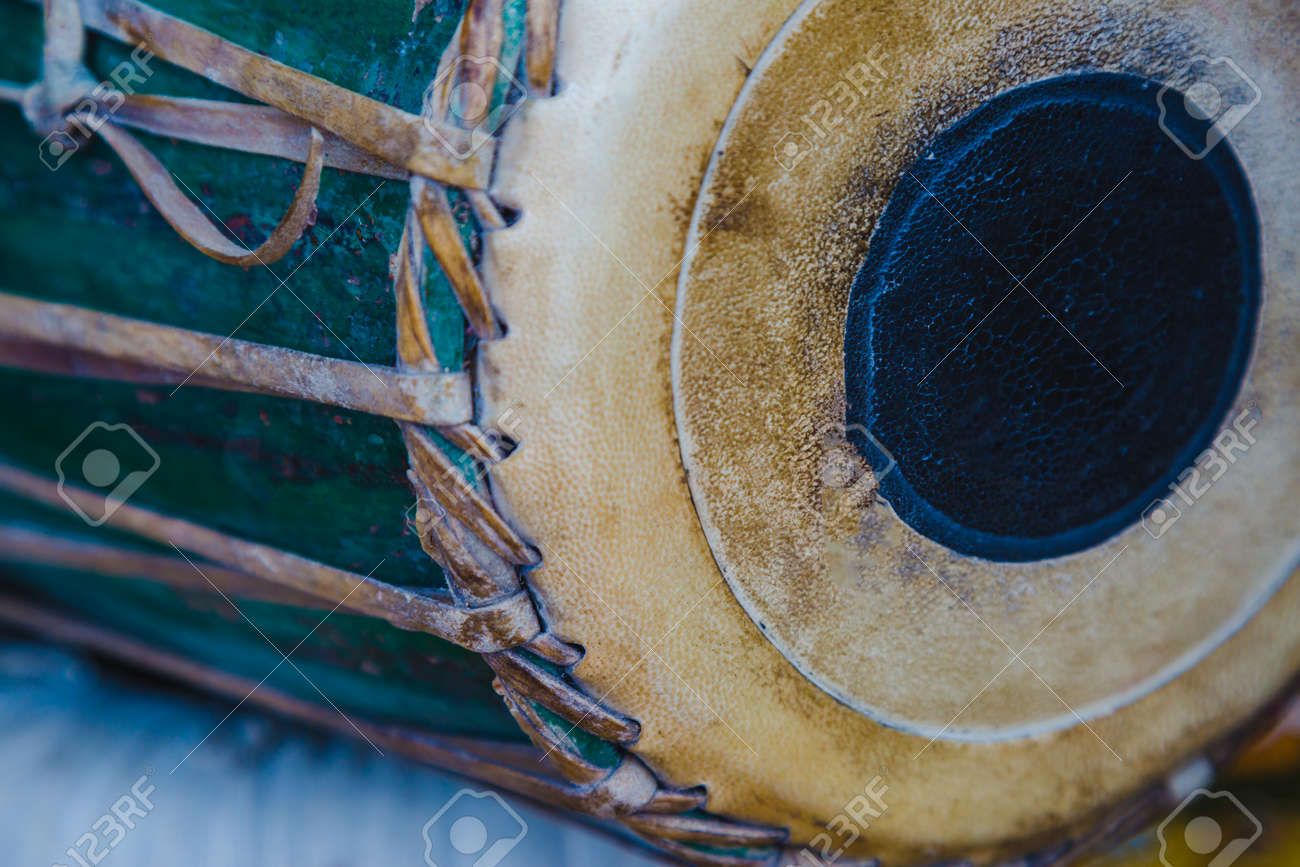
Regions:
[[480, 0, 1300, 861]]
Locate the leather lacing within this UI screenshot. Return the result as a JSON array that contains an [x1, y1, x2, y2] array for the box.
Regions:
[[0, 0, 795, 863]]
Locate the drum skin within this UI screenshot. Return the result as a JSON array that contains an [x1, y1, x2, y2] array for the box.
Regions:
[[479, 0, 1300, 861]]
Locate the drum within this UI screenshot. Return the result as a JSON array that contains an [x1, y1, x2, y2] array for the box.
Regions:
[[1, 0, 1297, 864]]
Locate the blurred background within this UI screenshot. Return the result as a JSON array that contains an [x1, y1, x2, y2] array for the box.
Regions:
[[1, 635, 1296, 866], [0, 638, 661, 867]]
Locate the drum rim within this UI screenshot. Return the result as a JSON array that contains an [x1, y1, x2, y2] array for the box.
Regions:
[[669, 0, 1299, 741], [481, 0, 1300, 860]]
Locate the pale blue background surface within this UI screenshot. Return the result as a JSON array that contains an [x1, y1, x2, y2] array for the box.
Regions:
[[0, 640, 666, 867]]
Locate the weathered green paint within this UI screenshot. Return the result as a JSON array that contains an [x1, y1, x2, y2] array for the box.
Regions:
[[2, 563, 521, 738], [0, 6, 469, 369], [0, 0, 531, 741], [0, 371, 436, 584]]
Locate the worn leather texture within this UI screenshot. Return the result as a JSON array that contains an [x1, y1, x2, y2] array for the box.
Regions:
[[479, 0, 1300, 862]]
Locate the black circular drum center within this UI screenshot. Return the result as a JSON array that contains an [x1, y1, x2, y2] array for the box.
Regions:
[[844, 73, 1260, 562]]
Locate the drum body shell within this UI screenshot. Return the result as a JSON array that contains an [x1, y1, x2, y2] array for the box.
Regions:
[[0, 0, 527, 742]]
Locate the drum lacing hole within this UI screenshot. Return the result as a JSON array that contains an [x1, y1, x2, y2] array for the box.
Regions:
[[493, 432, 520, 457], [496, 203, 523, 227]]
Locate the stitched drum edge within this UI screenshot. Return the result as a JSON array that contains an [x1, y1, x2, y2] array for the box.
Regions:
[[433, 5, 1300, 867], [419, 6, 1298, 867], [394, 3, 802, 863]]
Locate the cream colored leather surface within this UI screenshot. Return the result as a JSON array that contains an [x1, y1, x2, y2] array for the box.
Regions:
[[477, 0, 1300, 861], [671, 0, 1300, 739]]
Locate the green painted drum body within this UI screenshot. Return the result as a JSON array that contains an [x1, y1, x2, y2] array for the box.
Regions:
[[0, 0, 521, 739]]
